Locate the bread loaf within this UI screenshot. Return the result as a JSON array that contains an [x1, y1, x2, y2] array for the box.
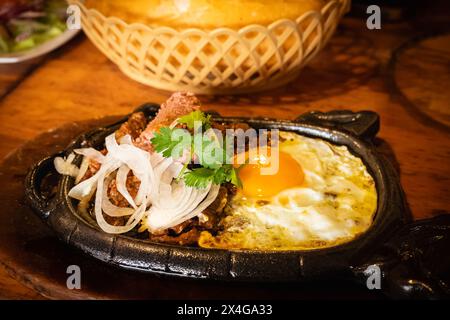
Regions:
[[83, 0, 328, 29]]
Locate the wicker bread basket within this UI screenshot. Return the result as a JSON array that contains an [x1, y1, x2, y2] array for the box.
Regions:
[[72, 0, 350, 94]]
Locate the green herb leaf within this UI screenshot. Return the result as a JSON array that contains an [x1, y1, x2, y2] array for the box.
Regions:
[[230, 166, 243, 189], [150, 127, 190, 158], [211, 165, 230, 185], [183, 167, 216, 189], [183, 164, 243, 189], [151, 110, 244, 189], [199, 138, 224, 170], [178, 110, 211, 130]]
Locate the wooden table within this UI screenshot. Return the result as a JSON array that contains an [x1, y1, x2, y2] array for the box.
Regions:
[[0, 8, 449, 299]]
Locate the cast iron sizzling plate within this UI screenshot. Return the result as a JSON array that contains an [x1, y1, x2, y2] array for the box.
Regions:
[[25, 105, 450, 299]]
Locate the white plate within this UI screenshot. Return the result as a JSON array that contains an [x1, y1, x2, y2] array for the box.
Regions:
[[0, 28, 80, 64]]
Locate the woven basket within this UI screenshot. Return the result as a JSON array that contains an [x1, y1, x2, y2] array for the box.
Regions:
[[72, 0, 350, 94]]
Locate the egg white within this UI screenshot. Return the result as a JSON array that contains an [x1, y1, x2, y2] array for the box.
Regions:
[[199, 131, 377, 250]]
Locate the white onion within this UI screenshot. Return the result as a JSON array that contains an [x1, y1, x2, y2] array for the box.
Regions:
[[150, 152, 165, 167], [150, 158, 185, 209], [106, 135, 156, 196], [75, 156, 90, 184], [71, 148, 106, 184], [170, 184, 220, 226], [94, 171, 147, 234], [54, 153, 79, 178], [146, 184, 220, 232], [90, 134, 155, 233], [68, 160, 121, 200], [145, 155, 218, 232], [74, 148, 105, 163], [66, 132, 220, 235], [119, 135, 133, 145]]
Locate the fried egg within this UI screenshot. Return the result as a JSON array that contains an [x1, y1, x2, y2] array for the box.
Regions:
[[199, 131, 377, 250]]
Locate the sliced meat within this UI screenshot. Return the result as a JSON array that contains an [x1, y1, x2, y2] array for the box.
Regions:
[[146, 91, 201, 131], [80, 160, 100, 181], [104, 215, 127, 227], [107, 172, 141, 207], [169, 218, 198, 235], [115, 111, 147, 140], [135, 92, 201, 152], [149, 228, 201, 246], [198, 186, 228, 229]]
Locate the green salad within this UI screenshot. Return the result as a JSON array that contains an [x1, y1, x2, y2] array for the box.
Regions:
[[0, 0, 68, 54]]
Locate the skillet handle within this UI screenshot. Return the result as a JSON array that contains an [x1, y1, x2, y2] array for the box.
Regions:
[[295, 110, 380, 142], [24, 155, 60, 221], [352, 214, 450, 299]]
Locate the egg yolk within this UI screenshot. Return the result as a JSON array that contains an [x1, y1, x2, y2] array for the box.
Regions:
[[237, 149, 304, 199]]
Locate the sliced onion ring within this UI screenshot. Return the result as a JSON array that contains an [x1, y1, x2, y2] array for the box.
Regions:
[[94, 171, 147, 234], [146, 184, 219, 232], [74, 148, 105, 163]]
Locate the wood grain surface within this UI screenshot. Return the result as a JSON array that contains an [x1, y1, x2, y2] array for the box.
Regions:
[[0, 12, 448, 299]]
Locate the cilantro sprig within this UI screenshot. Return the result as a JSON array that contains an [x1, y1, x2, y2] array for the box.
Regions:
[[150, 111, 243, 189], [178, 110, 211, 130], [184, 165, 243, 189], [151, 127, 181, 157]]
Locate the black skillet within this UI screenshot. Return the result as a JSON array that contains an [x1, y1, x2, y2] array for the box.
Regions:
[[25, 104, 450, 299]]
